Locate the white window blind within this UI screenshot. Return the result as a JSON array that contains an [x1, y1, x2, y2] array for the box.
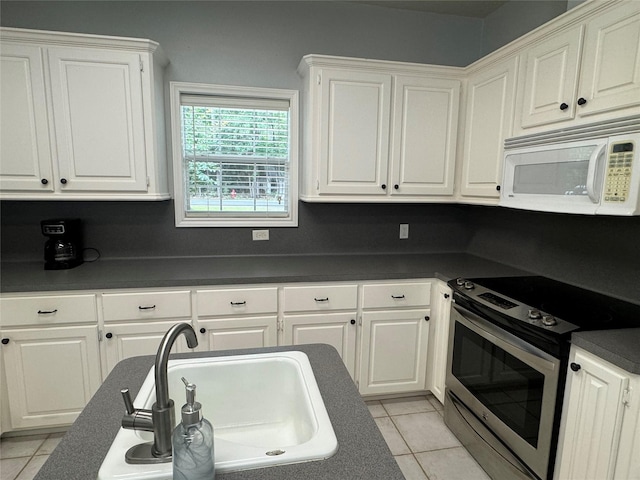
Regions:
[[180, 94, 291, 218]]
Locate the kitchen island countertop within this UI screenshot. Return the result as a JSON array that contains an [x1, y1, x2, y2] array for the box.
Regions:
[[34, 344, 404, 480]]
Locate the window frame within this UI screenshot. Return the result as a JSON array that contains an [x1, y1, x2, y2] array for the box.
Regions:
[[169, 82, 299, 227]]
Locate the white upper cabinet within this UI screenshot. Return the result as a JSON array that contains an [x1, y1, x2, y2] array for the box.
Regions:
[[0, 27, 170, 200], [0, 43, 54, 192], [459, 55, 519, 199], [515, 1, 640, 134], [317, 68, 392, 196], [298, 55, 461, 202]]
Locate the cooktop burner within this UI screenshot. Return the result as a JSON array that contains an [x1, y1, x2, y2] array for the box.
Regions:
[[455, 275, 640, 331]]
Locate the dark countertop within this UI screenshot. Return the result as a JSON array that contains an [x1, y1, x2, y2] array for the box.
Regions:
[[34, 344, 405, 480], [0, 253, 529, 292], [571, 329, 640, 374]]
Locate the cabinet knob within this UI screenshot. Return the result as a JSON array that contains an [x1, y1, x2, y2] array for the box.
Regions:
[[394, 184, 399, 190], [496, 185, 501, 191], [570, 362, 581, 372], [381, 184, 387, 190], [350, 319, 356, 325], [1, 338, 9, 345], [105, 332, 113, 339], [577, 97, 587, 106], [41, 178, 49, 185], [60, 178, 68, 184], [444, 293, 450, 299], [424, 316, 430, 321], [560, 102, 569, 111], [200, 328, 206, 334]]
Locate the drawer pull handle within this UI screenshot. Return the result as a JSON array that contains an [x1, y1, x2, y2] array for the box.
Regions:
[[314, 297, 329, 302], [391, 295, 405, 299], [138, 305, 156, 310], [230, 301, 247, 306], [37, 309, 58, 315]]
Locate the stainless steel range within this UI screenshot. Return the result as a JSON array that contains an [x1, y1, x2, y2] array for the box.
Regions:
[[444, 276, 640, 480]]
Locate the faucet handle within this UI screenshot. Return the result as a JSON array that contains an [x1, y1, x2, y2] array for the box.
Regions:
[[121, 388, 135, 415]]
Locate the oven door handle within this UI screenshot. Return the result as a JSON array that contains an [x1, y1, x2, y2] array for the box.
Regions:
[[452, 303, 559, 373]]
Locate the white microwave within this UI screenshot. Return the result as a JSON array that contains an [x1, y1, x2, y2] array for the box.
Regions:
[[501, 131, 640, 215]]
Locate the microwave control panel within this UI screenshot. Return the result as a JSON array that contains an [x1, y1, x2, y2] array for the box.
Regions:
[[604, 142, 634, 203]]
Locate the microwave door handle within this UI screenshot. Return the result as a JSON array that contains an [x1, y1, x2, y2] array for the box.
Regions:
[[586, 143, 607, 203]]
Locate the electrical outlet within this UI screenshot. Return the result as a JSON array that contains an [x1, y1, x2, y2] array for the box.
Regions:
[[252, 229, 269, 241], [399, 224, 409, 239]]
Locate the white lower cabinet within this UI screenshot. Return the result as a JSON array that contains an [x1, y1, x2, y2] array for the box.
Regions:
[[102, 321, 194, 377], [1, 325, 102, 429], [427, 281, 452, 404], [282, 312, 358, 378], [555, 346, 640, 480], [198, 316, 278, 352], [0, 277, 448, 432], [358, 309, 430, 395]]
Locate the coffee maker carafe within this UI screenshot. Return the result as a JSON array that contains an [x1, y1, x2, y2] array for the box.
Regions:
[[41, 219, 83, 270]]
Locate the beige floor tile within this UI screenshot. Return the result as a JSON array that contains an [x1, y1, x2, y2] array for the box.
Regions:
[[392, 411, 461, 453], [0, 457, 29, 480], [365, 400, 388, 418], [374, 416, 411, 455], [15, 455, 49, 480], [35, 434, 64, 456], [382, 396, 435, 416], [0, 436, 47, 460], [394, 454, 428, 480], [415, 446, 491, 480]]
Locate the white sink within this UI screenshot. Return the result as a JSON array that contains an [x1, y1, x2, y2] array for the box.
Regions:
[[98, 351, 338, 479]]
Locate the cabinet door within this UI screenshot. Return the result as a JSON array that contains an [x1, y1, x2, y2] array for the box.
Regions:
[[198, 316, 277, 351], [555, 347, 628, 480], [282, 312, 357, 378], [0, 43, 54, 192], [318, 68, 391, 195], [578, 3, 640, 120], [518, 26, 584, 130], [359, 309, 430, 395], [390, 76, 459, 196], [47, 47, 148, 192], [102, 321, 193, 376], [460, 56, 518, 198], [0, 325, 102, 429], [427, 283, 451, 405]]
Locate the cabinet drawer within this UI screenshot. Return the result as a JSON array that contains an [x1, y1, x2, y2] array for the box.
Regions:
[[362, 282, 431, 309], [197, 287, 278, 317], [0, 294, 97, 327], [283, 285, 357, 312], [102, 291, 191, 321]]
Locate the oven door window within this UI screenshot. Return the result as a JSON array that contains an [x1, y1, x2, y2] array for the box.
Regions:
[[451, 323, 544, 448]]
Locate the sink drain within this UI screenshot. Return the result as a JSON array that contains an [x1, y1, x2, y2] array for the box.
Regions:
[[265, 449, 286, 456]]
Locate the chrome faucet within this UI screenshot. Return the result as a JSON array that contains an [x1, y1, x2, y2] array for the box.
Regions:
[[120, 322, 198, 464]]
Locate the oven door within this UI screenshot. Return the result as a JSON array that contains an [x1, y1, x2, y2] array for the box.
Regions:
[[445, 303, 561, 480]]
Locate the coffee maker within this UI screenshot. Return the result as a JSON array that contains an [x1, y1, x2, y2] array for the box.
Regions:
[[41, 219, 84, 270]]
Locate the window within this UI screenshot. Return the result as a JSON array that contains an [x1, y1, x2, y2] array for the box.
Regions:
[[170, 82, 298, 227]]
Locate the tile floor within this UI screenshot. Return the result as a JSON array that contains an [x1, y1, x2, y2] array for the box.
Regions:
[[1, 394, 489, 480], [0, 433, 63, 480], [366, 394, 491, 480]]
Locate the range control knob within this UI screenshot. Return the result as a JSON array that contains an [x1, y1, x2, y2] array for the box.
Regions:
[[456, 278, 466, 286], [528, 309, 542, 320], [463, 281, 475, 290], [542, 315, 558, 327]]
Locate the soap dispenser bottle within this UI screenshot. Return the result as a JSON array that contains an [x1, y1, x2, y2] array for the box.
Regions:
[[172, 377, 215, 480]]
